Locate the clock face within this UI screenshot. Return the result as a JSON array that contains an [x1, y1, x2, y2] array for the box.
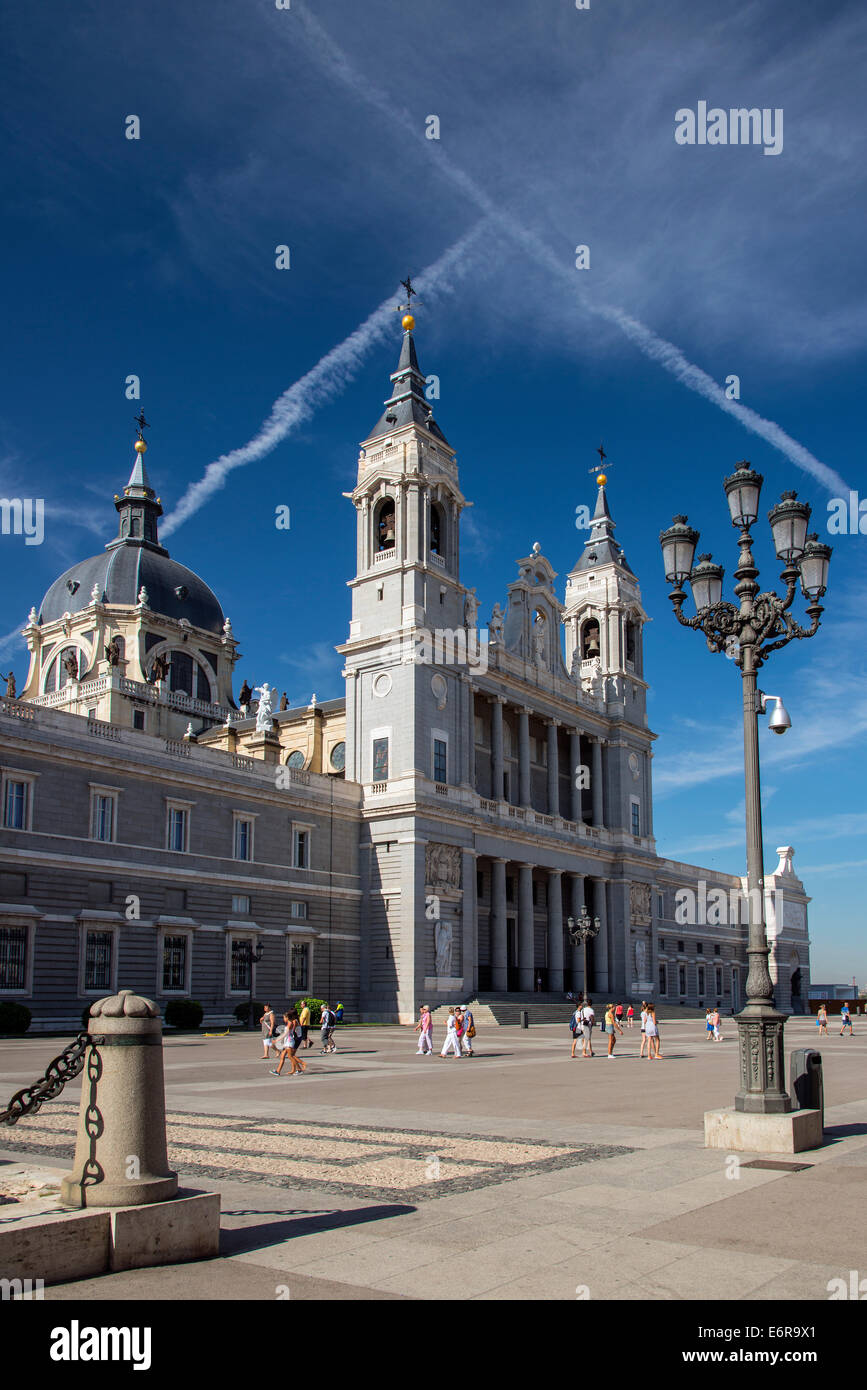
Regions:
[[286, 750, 305, 769], [330, 741, 346, 771]]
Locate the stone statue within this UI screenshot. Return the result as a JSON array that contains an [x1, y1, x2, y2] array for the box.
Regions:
[[489, 603, 504, 643], [463, 588, 478, 629], [1, 671, 16, 699], [27, 607, 39, 627], [222, 617, 233, 640], [435, 919, 453, 978], [635, 938, 647, 980], [63, 650, 79, 682], [137, 586, 149, 607], [104, 636, 121, 666], [238, 679, 252, 713], [532, 612, 546, 665], [254, 683, 274, 732], [279, 691, 288, 712], [151, 652, 169, 683], [90, 583, 102, 603], [183, 722, 195, 741]]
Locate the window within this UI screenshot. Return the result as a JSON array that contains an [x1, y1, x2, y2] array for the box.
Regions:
[[376, 498, 396, 551], [430, 504, 443, 555], [433, 738, 447, 784], [658, 963, 667, 996], [696, 942, 703, 956], [234, 816, 254, 862], [293, 828, 310, 869], [162, 936, 187, 992], [715, 967, 723, 997], [714, 944, 721, 956], [133, 709, 145, 731], [88, 707, 97, 720], [289, 901, 308, 920], [677, 940, 685, 954], [84, 930, 113, 992], [231, 939, 252, 991], [631, 800, 641, 836], [166, 801, 193, 853], [290, 942, 310, 992], [231, 894, 251, 916], [0, 926, 27, 991], [90, 787, 118, 843], [3, 780, 29, 830], [678, 964, 686, 996], [697, 965, 705, 996], [372, 736, 389, 782], [659, 937, 665, 952]]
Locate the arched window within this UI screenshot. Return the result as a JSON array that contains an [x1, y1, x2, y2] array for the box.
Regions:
[[626, 619, 637, 665], [581, 620, 601, 660], [375, 498, 395, 551], [430, 503, 445, 556]]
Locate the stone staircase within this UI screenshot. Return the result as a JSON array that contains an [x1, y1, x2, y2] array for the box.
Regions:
[[428, 995, 711, 1028]]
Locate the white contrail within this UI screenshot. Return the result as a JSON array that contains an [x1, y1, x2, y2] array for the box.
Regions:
[[162, 222, 488, 537], [293, 3, 849, 496], [0, 624, 25, 662]]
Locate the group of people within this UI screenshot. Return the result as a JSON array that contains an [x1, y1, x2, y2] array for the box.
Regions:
[[259, 1001, 342, 1076], [414, 1004, 477, 1057], [569, 1000, 661, 1059], [704, 1007, 724, 1042], [817, 1002, 854, 1035]]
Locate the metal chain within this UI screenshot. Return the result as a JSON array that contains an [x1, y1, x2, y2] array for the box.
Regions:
[[0, 1032, 94, 1126]]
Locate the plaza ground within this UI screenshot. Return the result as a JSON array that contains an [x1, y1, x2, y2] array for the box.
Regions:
[[1, 1014, 865, 1301]]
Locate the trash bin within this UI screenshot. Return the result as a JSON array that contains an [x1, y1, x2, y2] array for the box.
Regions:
[[790, 1048, 823, 1126], [520, 1009, 529, 1029]]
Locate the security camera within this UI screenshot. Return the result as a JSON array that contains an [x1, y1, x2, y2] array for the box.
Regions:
[[758, 692, 792, 735]]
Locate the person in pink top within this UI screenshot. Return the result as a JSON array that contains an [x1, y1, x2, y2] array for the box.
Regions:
[[626, 1004, 635, 1029], [415, 1004, 433, 1055]]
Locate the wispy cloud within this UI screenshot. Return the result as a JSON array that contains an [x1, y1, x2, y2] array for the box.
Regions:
[[0, 625, 26, 662]]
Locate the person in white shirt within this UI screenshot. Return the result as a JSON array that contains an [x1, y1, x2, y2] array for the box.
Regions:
[[581, 1001, 596, 1058], [440, 1007, 463, 1058], [639, 1003, 650, 1058], [460, 1005, 476, 1055]]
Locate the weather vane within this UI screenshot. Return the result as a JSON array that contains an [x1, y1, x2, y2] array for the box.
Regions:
[[133, 410, 150, 441], [588, 443, 612, 484], [395, 273, 424, 325]]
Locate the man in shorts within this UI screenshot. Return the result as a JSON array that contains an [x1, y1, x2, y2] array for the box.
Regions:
[[298, 999, 312, 1048], [320, 1003, 337, 1052]]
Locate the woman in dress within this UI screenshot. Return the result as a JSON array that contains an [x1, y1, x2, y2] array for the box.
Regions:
[[644, 1004, 661, 1059], [259, 1003, 276, 1059]]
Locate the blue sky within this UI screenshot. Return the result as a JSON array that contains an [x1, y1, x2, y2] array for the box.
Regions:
[[1, 0, 864, 980]]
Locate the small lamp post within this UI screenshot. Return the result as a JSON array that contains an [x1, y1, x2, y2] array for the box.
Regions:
[[567, 906, 600, 1004], [659, 466, 831, 1114], [235, 939, 265, 1030]]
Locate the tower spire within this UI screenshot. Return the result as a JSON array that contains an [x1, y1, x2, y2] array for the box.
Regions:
[[107, 415, 166, 554]]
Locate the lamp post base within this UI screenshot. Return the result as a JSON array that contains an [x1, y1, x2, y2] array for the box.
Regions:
[[734, 1005, 791, 1114]]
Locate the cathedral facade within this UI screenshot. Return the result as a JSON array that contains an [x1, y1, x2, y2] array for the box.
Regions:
[[0, 328, 811, 1028]]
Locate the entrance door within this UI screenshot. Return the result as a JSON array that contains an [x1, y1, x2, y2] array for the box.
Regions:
[[506, 917, 519, 992]]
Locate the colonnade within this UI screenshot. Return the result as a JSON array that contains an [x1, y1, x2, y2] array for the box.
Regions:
[[486, 859, 609, 994], [484, 695, 606, 826]]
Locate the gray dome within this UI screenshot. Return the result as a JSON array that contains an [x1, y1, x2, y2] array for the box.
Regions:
[[39, 545, 225, 635]]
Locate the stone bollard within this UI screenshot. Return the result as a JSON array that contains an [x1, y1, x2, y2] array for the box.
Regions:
[[60, 989, 178, 1209]]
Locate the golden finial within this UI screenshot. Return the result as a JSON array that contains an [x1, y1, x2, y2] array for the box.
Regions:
[[134, 438, 147, 454], [596, 472, 607, 486], [402, 313, 415, 331]]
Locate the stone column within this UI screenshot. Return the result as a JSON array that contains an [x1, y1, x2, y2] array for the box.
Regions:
[[591, 737, 604, 828], [547, 869, 564, 992], [491, 857, 508, 991], [518, 708, 531, 807], [570, 873, 585, 994], [461, 848, 478, 997], [491, 698, 505, 803], [518, 863, 534, 991], [569, 728, 582, 822], [593, 877, 609, 993], [467, 683, 476, 792], [645, 751, 654, 837], [547, 719, 560, 816], [61, 989, 178, 1209]]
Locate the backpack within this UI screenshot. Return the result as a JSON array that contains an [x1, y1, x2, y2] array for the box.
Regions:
[[322, 1009, 334, 1028]]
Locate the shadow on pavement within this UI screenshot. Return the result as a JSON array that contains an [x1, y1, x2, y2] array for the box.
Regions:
[[219, 1202, 416, 1254], [822, 1122, 867, 1140]]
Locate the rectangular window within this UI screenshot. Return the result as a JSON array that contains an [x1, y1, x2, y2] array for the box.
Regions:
[[697, 965, 705, 996], [4, 781, 27, 830], [290, 942, 309, 992], [433, 738, 447, 784], [631, 801, 641, 836], [133, 709, 145, 731], [293, 829, 309, 869], [715, 967, 723, 996], [289, 901, 308, 920], [231, 894, 251, 916], [678, 964, 686, 996], [231, 939, 251, 991], [372, 736, 389, 782], [714, 944, 721, 956], [91, 793, 115, 843], [234, 818, 253, 861], [167, 806, 188, 853], [0, 926, 27, 991], [162, 935, 187, 992], [659, 937, 665, 953], [696, 941, 703, 956], [677, 940, 685, 954], [658, 963, 667, 996], [85, 931, 113, 991]]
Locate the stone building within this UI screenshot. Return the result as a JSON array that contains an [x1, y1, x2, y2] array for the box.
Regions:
[[0, 325, 811, 1027]]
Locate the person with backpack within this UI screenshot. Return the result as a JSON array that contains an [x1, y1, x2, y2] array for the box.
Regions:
[[460, 1004, 476, 1055], [320, 1003, 337, 1053]]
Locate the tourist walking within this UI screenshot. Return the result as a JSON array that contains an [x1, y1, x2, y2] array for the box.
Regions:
[[415, 1005, 433, 1054], [626, 1004, 634, 1029], [817, 1003, 829, 1035], [645, 1004, 661, 1059], [270, 1013, 307, 1076], [705, 1008, 714, 1041], [440, 1007, 462, 1058], [461, 1004, 476, 1055], [298, 999, 312, 1048], [259, 1003, 277, 1059], [604, 1003, 622, 1058], [639, 1002, 649, 1058], [840, 1002, 853, 1036], [570, 1002, 583, 1057], [615, 1002, 624, 1030], [320, 1003, 337, 1052], [711, 1006, 722, 1042], [581, 999, 595, 1057]]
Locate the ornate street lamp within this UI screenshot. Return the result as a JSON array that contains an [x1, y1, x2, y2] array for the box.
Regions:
[[659, 463, 831, 1114], [567, 906, 600, 1004], [234, 939, 266, 1030]]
